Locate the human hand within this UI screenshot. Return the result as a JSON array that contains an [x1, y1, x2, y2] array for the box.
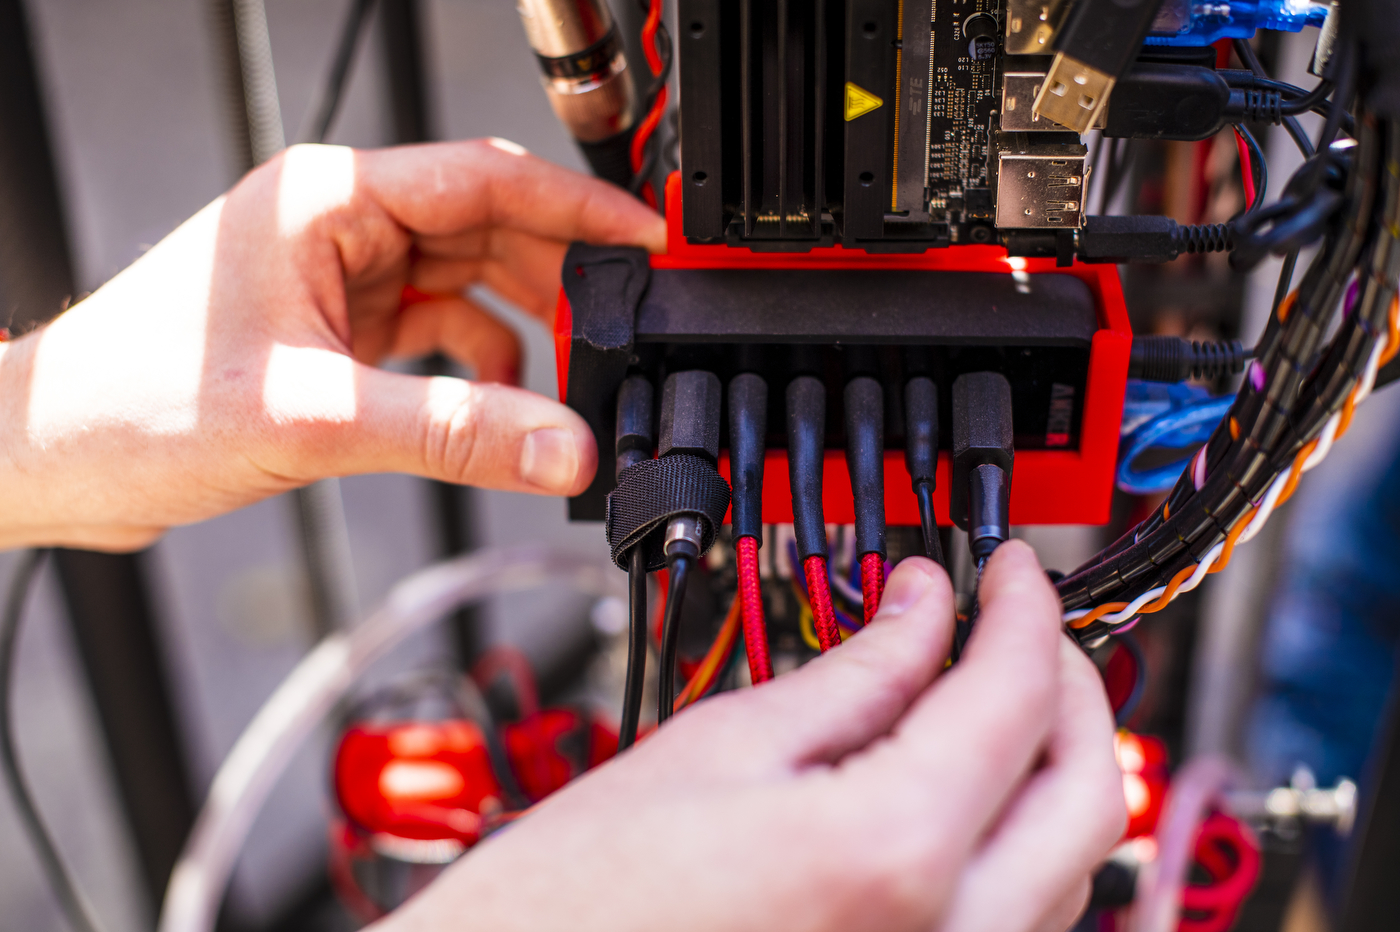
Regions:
[[382, 541, 1126, 932], [0, 139, 664, 551]]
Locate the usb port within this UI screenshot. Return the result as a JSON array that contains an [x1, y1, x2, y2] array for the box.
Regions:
[[995, 147, 1088, 229]]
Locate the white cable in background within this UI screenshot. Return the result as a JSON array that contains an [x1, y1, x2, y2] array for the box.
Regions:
[[157, 545, 624, 932]]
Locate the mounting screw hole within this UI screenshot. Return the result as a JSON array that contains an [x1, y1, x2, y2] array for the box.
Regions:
[[858, 171, 874, 185], [689, 20, 705, 37], [862, 20, 878, 35], [692, 171, 708, 185]]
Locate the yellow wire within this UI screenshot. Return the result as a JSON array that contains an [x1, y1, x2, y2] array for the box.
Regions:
[[675, 591, 742, 710]]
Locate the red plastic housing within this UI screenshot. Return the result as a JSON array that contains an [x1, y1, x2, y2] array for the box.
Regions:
[[556, 172, 1131, 526]]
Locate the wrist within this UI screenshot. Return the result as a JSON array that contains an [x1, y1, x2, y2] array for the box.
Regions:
[[0, 332, 38, 545]]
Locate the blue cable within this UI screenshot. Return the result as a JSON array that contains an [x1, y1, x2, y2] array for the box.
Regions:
[[1117, 380, 1235, 495], [1144, 0, 1327, 47]]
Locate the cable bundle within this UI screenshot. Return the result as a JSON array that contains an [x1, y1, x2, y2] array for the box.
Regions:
[[629, 0, 672, 207], [1061, 105, 1400, 645]]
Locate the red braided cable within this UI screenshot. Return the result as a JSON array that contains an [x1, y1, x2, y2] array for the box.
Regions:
[[803, 556, 841, 652], [859, 552, 885, 624], [735, 536, 773, 683], [629, 86, 668, 208], [629, 0, 667, 207], [640, 0, 664, 74]]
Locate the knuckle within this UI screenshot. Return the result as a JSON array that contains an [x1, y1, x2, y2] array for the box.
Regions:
[[421, 384, 485, 481]]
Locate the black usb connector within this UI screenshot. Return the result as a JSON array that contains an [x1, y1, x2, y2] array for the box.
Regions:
[[1076, 215, 1233, 264], [951, 372, 1014, 658], [1033, 0, 1163, 132], [1102, 63, 1307, 142], [951, 373, 1014, 567]]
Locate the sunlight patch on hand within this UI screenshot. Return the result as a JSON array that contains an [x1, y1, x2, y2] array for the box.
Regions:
[[276, 144, 357, 238], [263, 344, 357, 424], [25, 201, 224, 440]]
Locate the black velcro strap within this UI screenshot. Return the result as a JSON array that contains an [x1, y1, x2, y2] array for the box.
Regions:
[[605, 455, 731, 571]]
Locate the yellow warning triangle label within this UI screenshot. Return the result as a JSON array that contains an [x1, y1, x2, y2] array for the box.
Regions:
[[844, 82, 883, 121]]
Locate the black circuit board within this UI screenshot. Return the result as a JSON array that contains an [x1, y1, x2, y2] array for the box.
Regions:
[[926, 0, 1001, 233]]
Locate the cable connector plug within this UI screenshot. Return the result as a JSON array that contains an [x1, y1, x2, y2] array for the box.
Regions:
[[1033, 0, 1163, 132], [1127, 336, 1251, 382], [614, 374, 654, 478], [951, 372, 1014, 565], [1077, 215, 1232, 264]]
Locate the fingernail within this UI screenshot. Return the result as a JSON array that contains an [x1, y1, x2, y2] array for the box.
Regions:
[[878, 563, 936, 615], [520, 428, 579, 493]]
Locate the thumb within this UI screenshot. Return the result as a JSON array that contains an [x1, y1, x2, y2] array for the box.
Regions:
[[308, 362, 598, 495], [682, 558, 954, 774]]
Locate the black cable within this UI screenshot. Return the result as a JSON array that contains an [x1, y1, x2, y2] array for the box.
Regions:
[[300, 0, 378, 145], [1233, 74, 1346, 124], [1059, 111, 1390, 644], [614, 375, 654, 747], [904, 376, 946, 569], [914, 483, 945, 568], [617, 546, 648, 750], [656, 554, 690, 726], [1, 550, 103, 932], [1304, 33, 1357, 195], [1272, 248, 1299, 316], [1231, 39, 1321, 157], [1276, 79, 1335, 117], [1236, 123, 1268, 214]]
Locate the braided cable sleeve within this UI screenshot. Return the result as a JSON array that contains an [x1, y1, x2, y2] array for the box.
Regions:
[[803, 556, 841, 652], [859, 552, 885, 625], [735, 537, 773, 684], [1058, 115, 1389, 634]]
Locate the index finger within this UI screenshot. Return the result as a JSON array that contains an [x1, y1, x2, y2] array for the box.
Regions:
[[838, 541, 1065, 842], [356, 138, 667, 252]]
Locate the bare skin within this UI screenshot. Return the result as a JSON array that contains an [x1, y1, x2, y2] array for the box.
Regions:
[[0, 138, 663, 551], [0, 139, 1124, 930], [382, 546, 1126, 932]]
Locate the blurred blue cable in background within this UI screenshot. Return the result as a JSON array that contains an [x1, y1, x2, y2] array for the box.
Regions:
[[1117, 380, 1235, 495]]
